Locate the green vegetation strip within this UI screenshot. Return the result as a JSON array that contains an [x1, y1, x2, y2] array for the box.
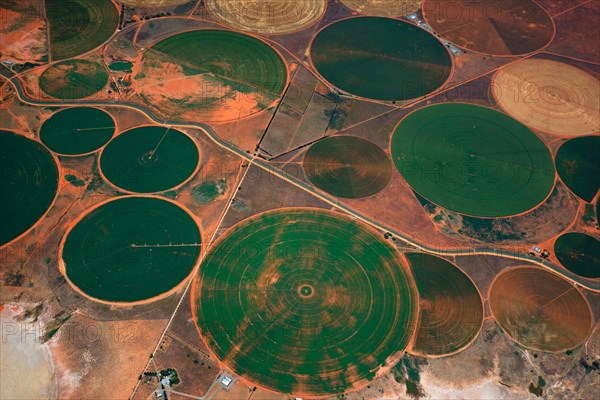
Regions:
[[195, 209, 417, 396], [555, 136, 600, 202], [391, 103, 555, 217], [0, 130, 59, 246], [554, 233, 600, 279], [40, 107, 115, 155], [46, 0, 118, 60], [62, 197, 201, 303], [406, 253, 483, 356], [310, 17, 452, 101], [150, 29, 287, 96], [303, 136, 392, 198], [100, 126, 199, 193], [39, 60, 108, 99]]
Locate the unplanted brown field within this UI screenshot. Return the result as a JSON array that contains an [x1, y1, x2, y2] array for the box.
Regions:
[[489, 267, 593, 352], [205, 0, 327, 35], [492, 59, 600, 136]]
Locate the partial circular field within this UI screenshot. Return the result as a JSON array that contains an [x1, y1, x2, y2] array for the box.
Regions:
[[40, 107, 115, 156], [60, 196, 201, 303], [205, 0, 327, 35], [423, 0, 554, 56], [554, 233, 600, 279], [99, 126, 199, 194], [555, 136, 600, 202], [489, 267, 593, 352], [193, 208, 417, 396], [340, 0, 421, 16], [0, 130, 59, 246], [492, 59, 600, 136], [406, 253, 483, 357], [303, 136, 392, 198], [390, 103, 555, 217], [45, 0, 118, 60], [310, 17, 452, 101], [136, 29, 287, 122], [39, 60, 108, 99]]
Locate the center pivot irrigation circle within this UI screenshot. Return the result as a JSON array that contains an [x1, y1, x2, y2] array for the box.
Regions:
[[40, 107, 115, 156], [60, 196, 202, 304], [99, 126, 200, 194], [390, 103, 555, 217], [303, 136, 393, 198], [310, 16, 452, 101], [193, 208, 418, 396]]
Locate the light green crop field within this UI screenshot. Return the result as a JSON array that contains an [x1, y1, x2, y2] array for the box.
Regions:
[[391, 103, 555, 217]]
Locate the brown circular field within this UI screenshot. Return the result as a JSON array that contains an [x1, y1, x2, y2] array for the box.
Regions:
[[492, 59, 600, 136], [406, 253, 484, 357], [303, 136, 392, 198], [205, 0, 327, 35], [119, 0, 190, 6], [340, 0, 421, 16], [489, 267, 594, 352], [423, 0, 554, 56]]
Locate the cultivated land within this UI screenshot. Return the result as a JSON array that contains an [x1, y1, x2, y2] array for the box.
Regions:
[[310, 17, 452, 101], [406, 253, 483, 357], [492, 59, 600, 136], [0, 130, 59, 246], [339, 0, 421, 16], [303, 135, 392, 198], [40, 107, 115, 155], [489, 267, 594, 352], [61, 196, 201, 303], [555, 136, 600, 202], [554, 233, 600, 279], [193, 209, 417, 396], [390, 103, 556, 217], [39, 59, 108, 99], [135, 29, 287, 122], [99, 126, 200, 193], [423, 0, 555, 56], [205, 0, 327, 35], [45, 0, 118, 60]]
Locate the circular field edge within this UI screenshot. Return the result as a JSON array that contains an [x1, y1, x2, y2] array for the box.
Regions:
[[204, 0, 328, 36], [488, 265, 594, 353], [0, 131, 62, 249], [301, 135, 393, 198], [58, 195, 204, 307], [307, 16, 454, 103], [388, 102, 557, 218], [141, 28, 291, 123], [405, 253, 485, 358], [38, 60, 109, 99], [97, 124, 202, 195], [421, 0, 556, 57], [554, 136, 600, 202], [39, 106, 117, 157], [190, 206, 419, 397], [554, 232, 600, 279]]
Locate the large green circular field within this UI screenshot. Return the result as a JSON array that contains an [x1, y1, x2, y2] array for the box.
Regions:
[[99, 126, 200, 193], [45, 0, 119, 60], [303, 136, 392, 198], [391, 104, 555, 217], [0, 130, 59, 246], [39, 60, 108, 99], [554, 233, 600, 279], [40, 107, 115, 155], [149, 29, 287, 96], [193, 209, 417, 396], [61, 197, 201, 303], [406, 253, 483, 356], [555, 136, 600, 202], [310, 17, 452, 101]]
